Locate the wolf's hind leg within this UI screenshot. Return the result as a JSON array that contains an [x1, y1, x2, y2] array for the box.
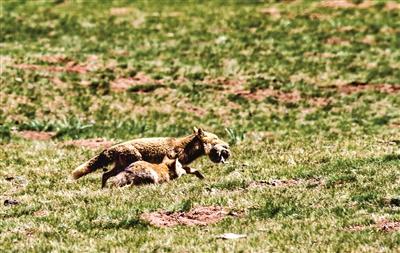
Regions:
[[102, 165, 123, 188], [101, 147, 142, 188]]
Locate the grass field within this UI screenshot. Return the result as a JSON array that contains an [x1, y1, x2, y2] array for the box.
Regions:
[[1, 0, 400, 252]]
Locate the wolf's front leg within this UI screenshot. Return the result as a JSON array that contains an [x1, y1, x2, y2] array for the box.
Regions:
[[183, 166, 205, 180]]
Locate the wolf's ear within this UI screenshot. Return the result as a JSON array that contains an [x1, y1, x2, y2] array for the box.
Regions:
[[194, 127, 204, 137], [193, 127, 198, 133]]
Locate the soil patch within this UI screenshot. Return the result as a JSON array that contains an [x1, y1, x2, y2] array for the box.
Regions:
[[15, 130, 56, 141], [202, 77, 246, 90], [385, 1, 400, 11], [259, 7, 281, 18], [13, 62, 88, 74], [346, 218, 400, 232], [33, 210, 49, 217], [140, 206, 232, 227], [325, 37, 350, 46], [40, 55, 70, 64], [63, 138, 114, 149], [320, 0, 374, 9], [176, 100, 208, 116], [334, 82, 400, 94], [377, 219, 400, 232], [235, 89, 301, 103], [110, 72, 164, 91], [309, 97, 331, 107]]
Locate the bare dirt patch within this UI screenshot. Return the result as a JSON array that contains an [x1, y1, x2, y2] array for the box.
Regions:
[[15, 130, 56, 141], [377, 218, 400, 232], [176, 100, 208, 116], [325, 37, 350, 46], [33, 210, 49, 217], [259, 7, 281, 18], [361, 35, 376, 45], [309, 97, 331, 107], [110, 72, 164, 91], [346, 218, 400, 232], [334, 82, 400, 94], [319, 0, 374, 9], [385, 1, 400, 11], [51, 77, 68, 89], [320, 0, 356, 8], [140, 206, 232, 227], [13, 62, 88, 74], [40, 55, 70, 64], [308, 13, 330, 21], [235, 89, 301, 104], [202, 77, 246, 91], [63, 138, 114, 149]]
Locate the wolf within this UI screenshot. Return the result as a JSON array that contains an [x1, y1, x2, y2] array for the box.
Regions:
[[108, 156, 204, 188], [71, 128, 230, 187]]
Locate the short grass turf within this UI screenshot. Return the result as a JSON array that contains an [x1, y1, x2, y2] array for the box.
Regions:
[[1, 0, 400, 252]]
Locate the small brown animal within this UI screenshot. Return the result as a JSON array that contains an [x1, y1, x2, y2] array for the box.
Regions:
[[108, 156, 204, 188], [71, 128, 230, 188]]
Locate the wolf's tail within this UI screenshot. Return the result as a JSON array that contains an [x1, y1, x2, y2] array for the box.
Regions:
[[71, 150, 113, 180]]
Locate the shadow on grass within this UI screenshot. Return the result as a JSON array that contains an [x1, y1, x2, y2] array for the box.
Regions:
[[81, 218, 149, 231]]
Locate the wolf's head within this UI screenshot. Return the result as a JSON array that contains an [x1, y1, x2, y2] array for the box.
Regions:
[[193, 127, 231, 164]]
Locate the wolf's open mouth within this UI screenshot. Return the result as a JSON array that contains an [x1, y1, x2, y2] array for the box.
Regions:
[[209, 147, 230, 164]]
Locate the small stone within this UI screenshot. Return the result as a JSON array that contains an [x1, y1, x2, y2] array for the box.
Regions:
[[389, 197, 400, 206], [4, 199, 20, 206]]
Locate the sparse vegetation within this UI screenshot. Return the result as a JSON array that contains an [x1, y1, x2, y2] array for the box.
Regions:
[[1, 0, 399, 252]]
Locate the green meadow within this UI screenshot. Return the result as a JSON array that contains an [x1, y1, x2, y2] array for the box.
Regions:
[[1, 1, 399, 252]]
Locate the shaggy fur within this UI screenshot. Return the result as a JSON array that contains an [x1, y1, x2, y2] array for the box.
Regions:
[[108, 156, 204, 188], [71, 128, 230, 188]]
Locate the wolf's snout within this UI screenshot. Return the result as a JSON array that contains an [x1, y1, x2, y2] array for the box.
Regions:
[[221, 149, 230, 159], [209, 144, 231, 164]]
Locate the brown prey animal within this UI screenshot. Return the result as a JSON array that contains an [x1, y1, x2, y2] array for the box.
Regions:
[[71, 128, 230, 188], [108, 156, 204, 188]]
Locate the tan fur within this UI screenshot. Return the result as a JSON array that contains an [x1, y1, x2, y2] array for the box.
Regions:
[[108, 157, 189, 187], [71, 128, 230, 188]]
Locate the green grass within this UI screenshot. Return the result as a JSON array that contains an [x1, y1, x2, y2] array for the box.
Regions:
[[1, 0, 400, 252]]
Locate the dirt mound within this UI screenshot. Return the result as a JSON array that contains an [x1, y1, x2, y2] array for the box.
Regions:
[[16, 130, 56, 141], [140, 206, 231, 227], [63, 138, 114, 149]]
